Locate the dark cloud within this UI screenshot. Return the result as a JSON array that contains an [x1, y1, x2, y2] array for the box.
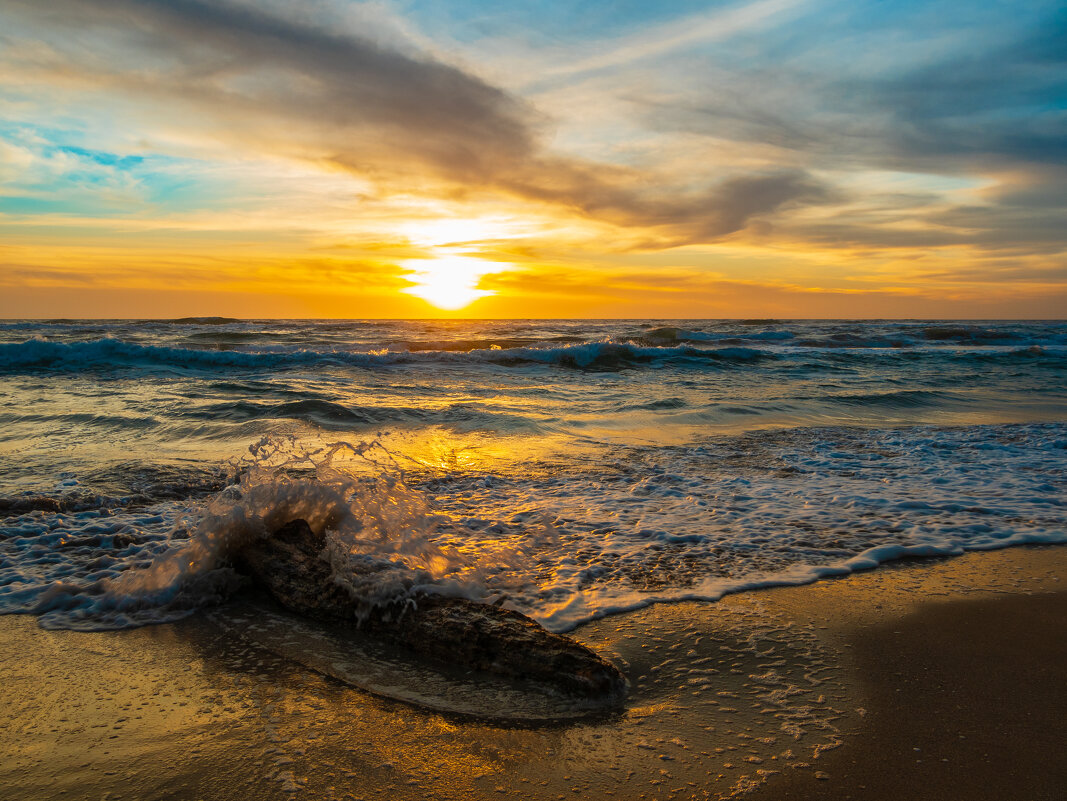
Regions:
[[694, 170, 830, 237], [6, 0, 538, 180], [784, 212, 1067, 256], [860, 54, 1067, 173], [14, 0, 1062, 261], [984, 168, 1067, 209], [503, 161, 831, 243]]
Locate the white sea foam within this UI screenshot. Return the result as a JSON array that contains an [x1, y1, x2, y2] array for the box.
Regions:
[[1, 317, 1065, 633], [416, 423, 1067, 631], [2, 426, 1067, 631], [1, 424, 1064, 632]]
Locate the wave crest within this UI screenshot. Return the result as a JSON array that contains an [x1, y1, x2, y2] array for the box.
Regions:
[[29, 438, 542, 630], [0, 337, 775, 373]]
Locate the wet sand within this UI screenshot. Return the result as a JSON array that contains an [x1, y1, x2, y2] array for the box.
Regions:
[[753, 590, 1067, 801], [1, 545, 1064, 800]]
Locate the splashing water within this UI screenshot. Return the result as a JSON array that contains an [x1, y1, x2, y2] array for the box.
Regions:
[[15, 437, 546, 630]]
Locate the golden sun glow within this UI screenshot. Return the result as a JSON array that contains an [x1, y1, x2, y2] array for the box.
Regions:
[[399, 215, 522, 249], [395, 215, 522, 310], [401, 255, 504, 310]]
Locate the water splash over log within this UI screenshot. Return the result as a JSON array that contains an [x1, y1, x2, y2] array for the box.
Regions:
[[233, 519, 627, 705]]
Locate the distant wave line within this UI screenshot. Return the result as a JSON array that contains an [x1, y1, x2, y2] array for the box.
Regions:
[[0, 337, 1060, 374]]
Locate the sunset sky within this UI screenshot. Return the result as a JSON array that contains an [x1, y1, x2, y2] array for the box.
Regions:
[[1, 0, 1064, 318]]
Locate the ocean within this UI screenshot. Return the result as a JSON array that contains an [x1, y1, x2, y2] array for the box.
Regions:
[[1, 319, 1065, 633]]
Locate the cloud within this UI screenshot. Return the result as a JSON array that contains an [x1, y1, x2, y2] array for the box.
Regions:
[[501, 162, 832, 244], [478, 264, 1067, 319], [3, 0, 538, 181], [623, 3, 1067, 259], [862, 17, 1067, 171], [3, 0, 1064, 290], [641, 4, 1067, 176], [534, 0, 807, 82], [1, 0, 836, 244]]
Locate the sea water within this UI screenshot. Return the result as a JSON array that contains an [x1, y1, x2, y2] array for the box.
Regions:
[[1, 319, 1064, 632]]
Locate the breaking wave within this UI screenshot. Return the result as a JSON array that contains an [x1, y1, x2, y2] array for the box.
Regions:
[[3, 438, 541, 630], [0, 337, 775, 373]]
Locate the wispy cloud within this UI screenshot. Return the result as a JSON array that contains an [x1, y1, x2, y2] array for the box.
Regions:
[[534, 0, 808, 81]]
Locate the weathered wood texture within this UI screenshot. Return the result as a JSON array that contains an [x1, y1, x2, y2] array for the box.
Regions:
[[232, 519, 627, 702]]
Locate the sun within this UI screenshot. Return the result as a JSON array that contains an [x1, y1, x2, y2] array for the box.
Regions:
[[394, 213, 521, 310], [401, 255, 501, 310]]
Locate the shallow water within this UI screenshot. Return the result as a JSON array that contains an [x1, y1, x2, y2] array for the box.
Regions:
[[0, 319, 1064, 631]]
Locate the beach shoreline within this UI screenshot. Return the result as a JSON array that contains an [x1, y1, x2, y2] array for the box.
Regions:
[[2, 545, 1064, 800]]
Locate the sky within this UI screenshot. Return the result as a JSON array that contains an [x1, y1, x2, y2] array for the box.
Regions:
[[1, 0, 1064, 318]]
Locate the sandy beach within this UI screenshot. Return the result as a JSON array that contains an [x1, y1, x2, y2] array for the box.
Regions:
[[2, 545, 1063, 801]]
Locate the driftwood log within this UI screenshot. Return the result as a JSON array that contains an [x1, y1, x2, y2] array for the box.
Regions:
[[232, 519, 627, 703]]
